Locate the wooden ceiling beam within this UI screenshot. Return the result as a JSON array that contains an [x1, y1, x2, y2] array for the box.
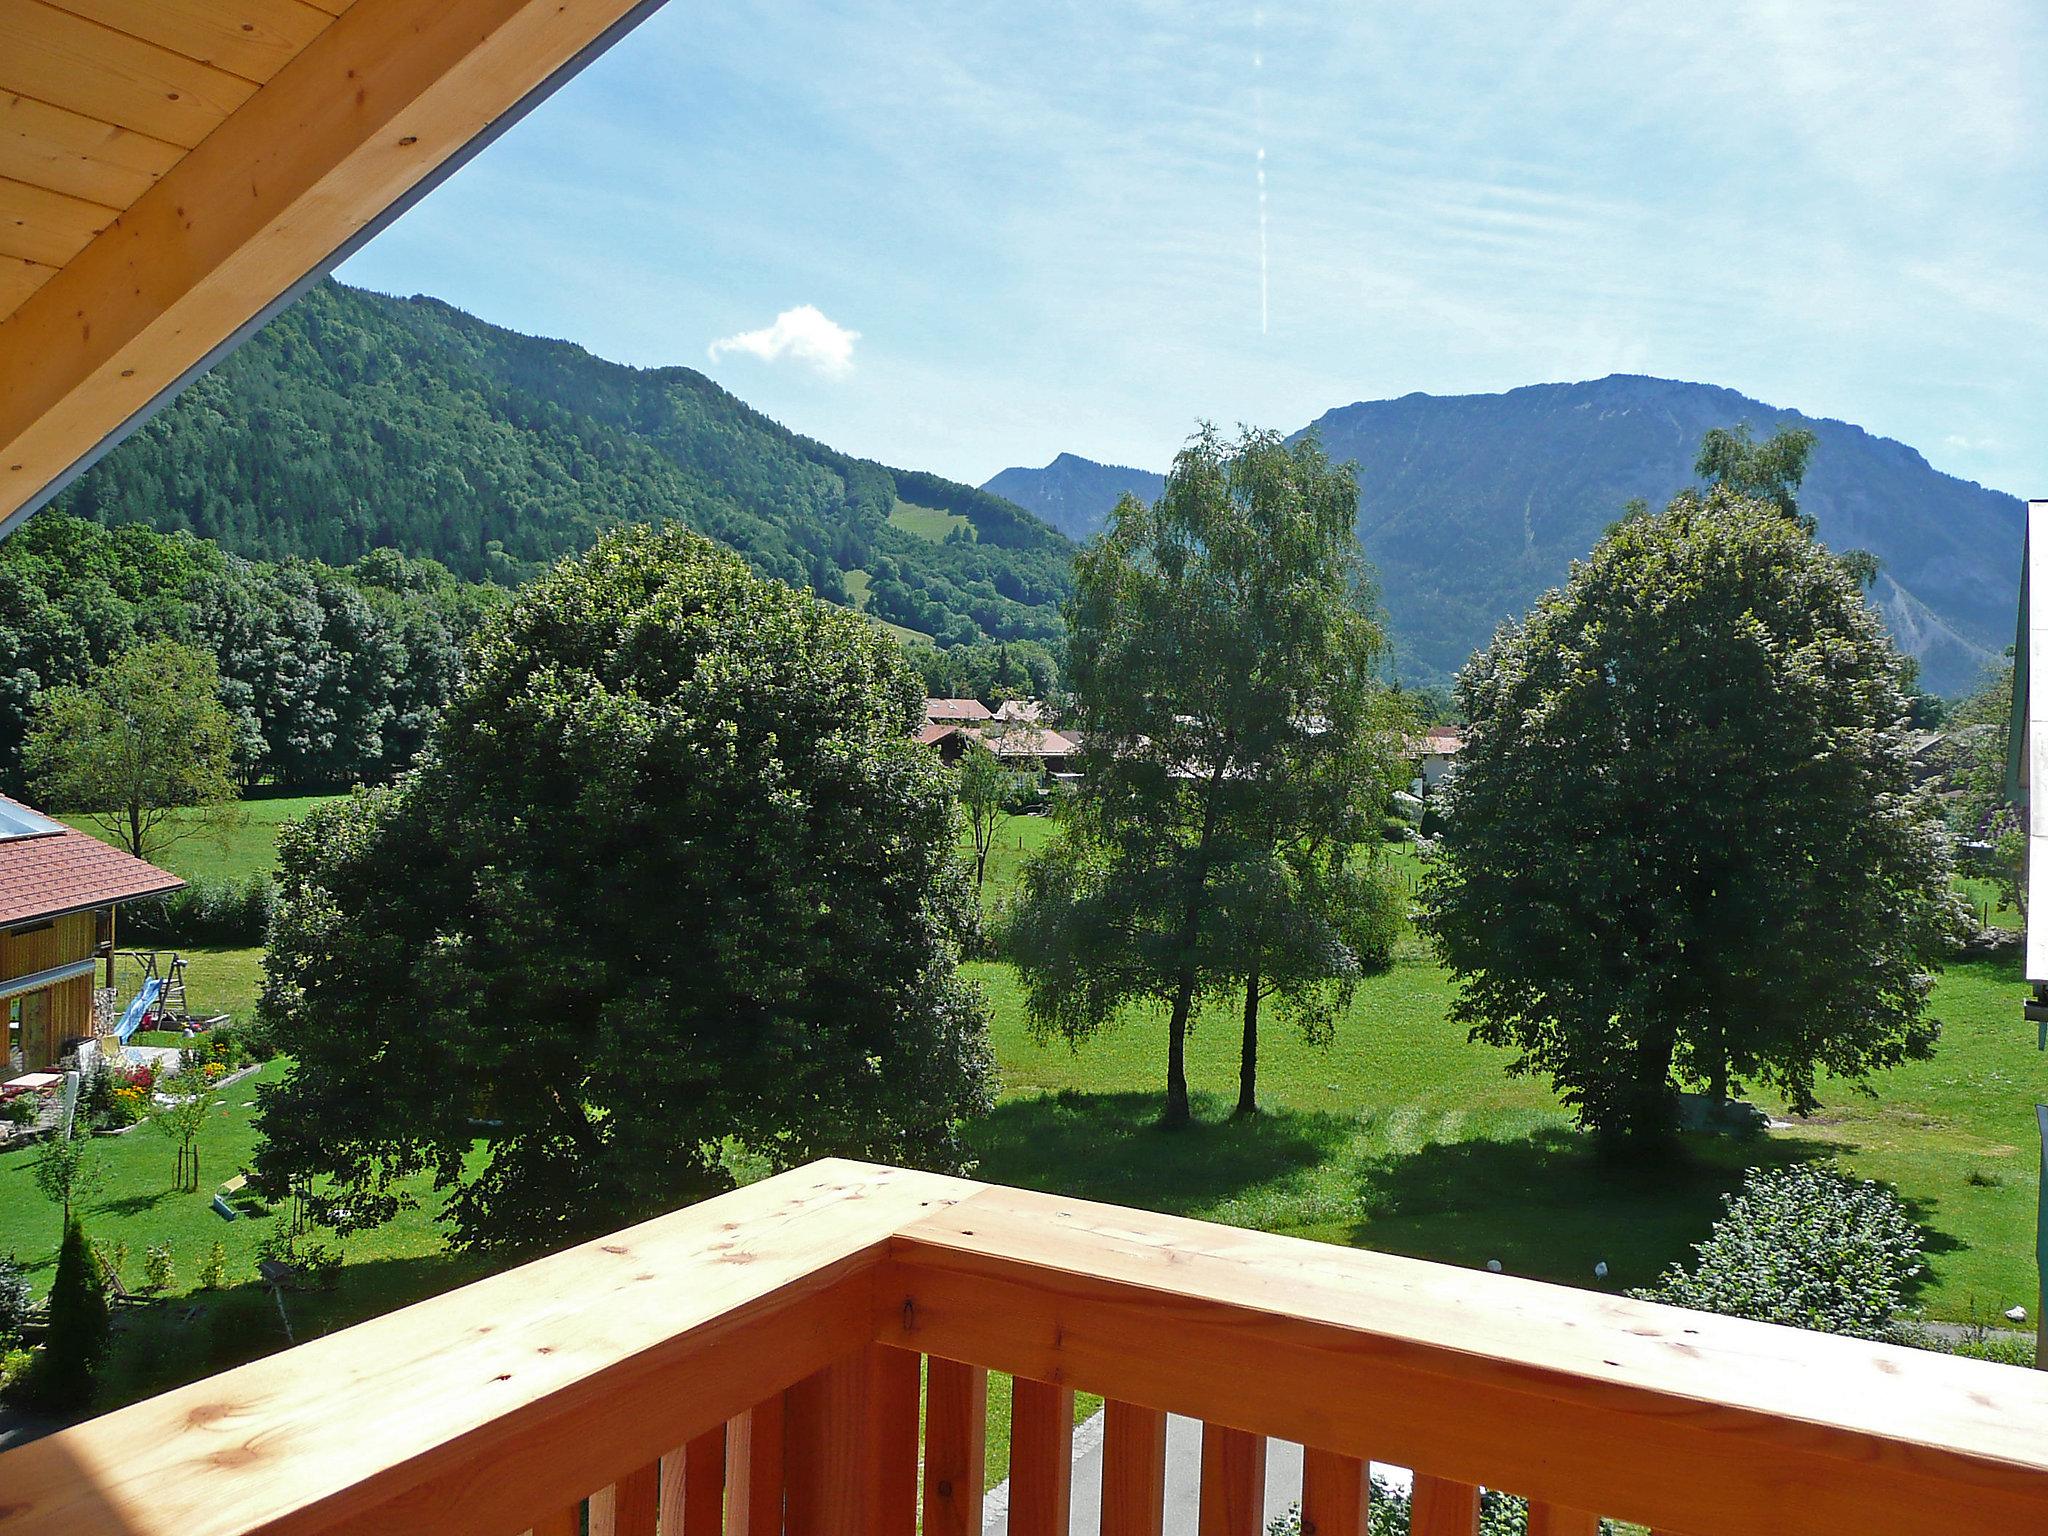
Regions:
[[0, 0, 663, 537]]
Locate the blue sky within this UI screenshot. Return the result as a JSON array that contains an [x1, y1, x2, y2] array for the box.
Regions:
[[338, 1, 2048, 497]]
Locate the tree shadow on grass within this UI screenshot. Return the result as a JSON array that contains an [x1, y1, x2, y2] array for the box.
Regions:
[[1342, 1120, 1889, 1295], [969, 1089, 1352, 1217], [95, 1189, 177, 1218]]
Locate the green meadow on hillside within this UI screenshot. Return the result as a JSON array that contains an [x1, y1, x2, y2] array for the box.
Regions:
[[887, 498, 973, 542]]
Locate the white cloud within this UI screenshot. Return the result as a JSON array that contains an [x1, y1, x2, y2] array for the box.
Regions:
[[707, 305, 860, 376]]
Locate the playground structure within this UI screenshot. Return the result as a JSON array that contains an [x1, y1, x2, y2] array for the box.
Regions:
[[109, 950, 225, 1045]]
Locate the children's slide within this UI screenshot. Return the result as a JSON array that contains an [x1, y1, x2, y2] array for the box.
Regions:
[[115, 976, 164, 1043]]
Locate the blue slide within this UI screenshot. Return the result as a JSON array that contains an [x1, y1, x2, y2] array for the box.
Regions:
[[115, 977, 164, 1043]]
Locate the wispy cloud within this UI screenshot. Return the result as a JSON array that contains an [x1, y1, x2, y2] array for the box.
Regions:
[[708, 305, 860, 376]]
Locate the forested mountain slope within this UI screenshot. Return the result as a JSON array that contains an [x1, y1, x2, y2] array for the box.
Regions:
[[56, 282, 1072, 650]]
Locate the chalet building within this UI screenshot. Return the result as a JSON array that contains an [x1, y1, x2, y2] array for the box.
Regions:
[[981, 724, 1079, 778], [0, 8, 2043, 1533], [1411, 725, 1465, 792], [914, 723, 969, 765], [922, 697, 993, 727], [991, 697, 1046, 725], [0, 798, 182, 1073]]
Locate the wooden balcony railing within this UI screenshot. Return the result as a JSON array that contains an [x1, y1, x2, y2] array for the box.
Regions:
[[3, 1159, 2047, 1535]]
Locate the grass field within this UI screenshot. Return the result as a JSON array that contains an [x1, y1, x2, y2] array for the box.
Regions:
[[57, 795, 336, 887], [887, 498, 972, 543], [963, 813, 2041, 1324], [6, 798, 2039, 1430], [0, 1060, 486, 1407]]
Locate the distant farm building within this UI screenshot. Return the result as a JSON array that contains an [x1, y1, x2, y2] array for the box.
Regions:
[[1413, 726, 1464, 793], [923, 698, 994, 726]]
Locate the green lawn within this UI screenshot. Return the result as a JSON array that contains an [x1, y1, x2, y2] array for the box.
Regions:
[[0, 1060, 489, 1407], [57, 795, 342, 886], [6, 805, 2036, 1429], [887, 498, 972, 543], [961, 817, 2046, 1324]]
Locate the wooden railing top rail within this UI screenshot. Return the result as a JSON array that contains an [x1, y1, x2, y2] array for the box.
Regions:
[[880, 1182, 2048, 1536], [2, 1160, 2046, 1536], [0, 1162, 969, 1536]]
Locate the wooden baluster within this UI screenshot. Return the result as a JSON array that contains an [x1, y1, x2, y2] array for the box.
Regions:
[[1099, 1400, 1168, 1536], [923, 1357, 988, 1536], [727, 1399, 785, 1536], [1299, 1449, 1370, 1536], [1526, 1503, 1600, 1536], [1197, 1422, 1266, 1535], [589, 1461, 658, 1536], [660, 1425, 726, 1534], [1009, 1375, 1075, 1536], [872, 1344, 921, 1536], [783, 1344, 920, 1536], [1411, 1475, 1480, 1536]]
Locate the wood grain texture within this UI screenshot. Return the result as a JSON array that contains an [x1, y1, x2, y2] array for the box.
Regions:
[[785, 1345, 917, 1536], [1410, 1476, 1478, 1536], [588, 1461, 656, 1536], [878, 1180, 2048, 1536], [0, 1162, 967, 1536], [44, 0, 336, 85], [0, 0, 662, 533], [527, 1507, 582, 1536], [1197, 1424, 1266, 1536], [1008, 1376, 1075, 1536], [0, 174, 117, 267], [1099, 1400, 1166, 1536], [0, 0, 254, 146], [1525, 1503, 1602, 1536], [921, 1357, 987, 1536], [1299, 1448, 1369, 1536], [726, 1399, 786, 1536], [659, 1427, 725, 1536]]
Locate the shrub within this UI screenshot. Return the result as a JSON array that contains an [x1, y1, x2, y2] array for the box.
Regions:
[[0, 1254, 31, 1341], [197, 1242, 228, 1291], [1268, 1482, 1618, 1535], [18, 1218, 109, 1409], [121, 874, 275, 948], [1632, 1163, 1924, 1340], [143, 1243, 176, 1293]]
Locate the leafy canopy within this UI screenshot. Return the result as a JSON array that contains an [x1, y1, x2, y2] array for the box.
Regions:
[[26, 639, 238, 860], [1421, 485, 1953, 1144], [1008, 425, 1402, 1126], [254, 526, 993, 1249]]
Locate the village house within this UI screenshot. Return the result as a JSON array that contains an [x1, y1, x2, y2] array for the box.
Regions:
[[922, 697, 993, 727], [0, 797, 182, 1075], [1412, 724, 1465, 793]]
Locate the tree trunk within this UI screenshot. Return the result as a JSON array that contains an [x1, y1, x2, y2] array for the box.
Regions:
[[1162, 968, 1195, 1130], [1235, 969, 1261, 1117]]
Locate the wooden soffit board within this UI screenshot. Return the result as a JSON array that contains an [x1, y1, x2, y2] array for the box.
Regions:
[[0, 0, 665, 537]]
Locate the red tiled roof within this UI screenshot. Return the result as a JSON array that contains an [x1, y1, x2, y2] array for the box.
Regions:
[[915, 724, 960, 747], [983, 726, 1077, 758], [924, 698, 993, 722], [0, 797, 184, 927]]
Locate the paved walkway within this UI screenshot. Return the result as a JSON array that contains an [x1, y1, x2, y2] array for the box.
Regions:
[[983, 1411, 1411, 1533]]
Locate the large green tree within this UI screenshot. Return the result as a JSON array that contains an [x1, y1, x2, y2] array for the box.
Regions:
[[26, 639, 238, 859], [1421, 487, 1953, 1146], [254, 527, 993, 1249], [1008, 426, 1400, 1127]]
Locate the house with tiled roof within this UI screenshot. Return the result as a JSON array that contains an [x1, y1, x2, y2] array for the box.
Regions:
[[923, 697, 994, 725], [0, 796, 182, 1073]]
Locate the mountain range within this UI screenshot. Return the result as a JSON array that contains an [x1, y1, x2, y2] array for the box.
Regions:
[[987, 377, 2023, 695], [58, 282, 2021, 697], [56, 281, 1071, 653]]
